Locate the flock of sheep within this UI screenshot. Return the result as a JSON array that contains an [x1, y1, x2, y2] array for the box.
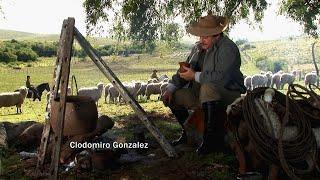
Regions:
[[0, 70, 318, 114], [105, 74, 169, 104], [244, 70, 318, 90]]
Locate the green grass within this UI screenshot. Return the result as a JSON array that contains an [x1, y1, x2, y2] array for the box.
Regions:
[[0, 53, 181, 122], [244, 36, 320, 72]]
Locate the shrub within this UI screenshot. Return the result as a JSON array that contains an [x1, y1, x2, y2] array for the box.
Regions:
[[15, 48, 38, 61], [235, 39, 248, 46], [0, 51, 17, 63], [31, 42, 58, 57]]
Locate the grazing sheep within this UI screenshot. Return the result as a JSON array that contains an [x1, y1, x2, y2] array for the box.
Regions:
[[78, 82, 104, 105], [304, 72, 318, 87], [136, 82, 148, 100], [160, 82, 169, 96], [265, 71, 273, 87], [145, 82, 162, 100], [280, 73, 295, 89], [291, 69, 302, 81], [108, 85, 120, 104], [104, 83, 112, 103], [46, 86, 72, 102], [0, 87, 28, 114], [271, 73, 282, 90], [251, 74, 267, 89], [147, 78, 159, 84], [124, 82, 142, 99], [162, 78, 169, 82], [158, 74, 169, 82], [244, 76, 252, 91]]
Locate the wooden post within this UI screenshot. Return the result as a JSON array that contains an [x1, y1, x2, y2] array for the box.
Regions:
[[48, 18, 75, 179], [73, 28, 177, 158]]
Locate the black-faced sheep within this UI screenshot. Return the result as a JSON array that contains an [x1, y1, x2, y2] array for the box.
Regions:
[[0, 87, 28, 114]]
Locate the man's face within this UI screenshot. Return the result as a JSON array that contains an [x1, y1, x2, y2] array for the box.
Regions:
[[199, 35, 219, 50]]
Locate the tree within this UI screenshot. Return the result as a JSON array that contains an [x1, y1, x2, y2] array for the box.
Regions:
[[83, 0, 269, 51], [161, 22, 183, 48], [280, 0, 320, 38], [83, 0, 319, 51]]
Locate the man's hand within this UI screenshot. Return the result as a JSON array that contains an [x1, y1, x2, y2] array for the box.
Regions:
[[179, 66, 195, 81], [161, 90, 173, 107]]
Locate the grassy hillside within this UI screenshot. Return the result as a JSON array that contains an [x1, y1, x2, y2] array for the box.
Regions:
[[0, 29, 120, 45], [243, 36, 320, 74]]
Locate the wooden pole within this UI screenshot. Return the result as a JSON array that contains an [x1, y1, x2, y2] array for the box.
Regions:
[[49, 17, 75, 179], [73, 28, 177, 158]]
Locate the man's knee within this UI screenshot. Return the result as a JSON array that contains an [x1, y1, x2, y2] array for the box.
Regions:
[[172, 88, 200, 109], [199, 83, 221, 103]]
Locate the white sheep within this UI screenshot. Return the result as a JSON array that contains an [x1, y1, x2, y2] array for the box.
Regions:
[[158, 74, 169, 82], [265, 71, 273, 87], [291, 69, 302, 81], [160, 82, 169, 96], [145, 82, 162, 100], [271, 73, 282, 90], [78, 82, 104, 105], [46, 87, 72, 102], [104, 83, 112, 103], [280, 73, 295, 89], [136, 82, 148, 100], [244, 76, 252, 90], [147, 78, 159, 84], [251, 74, 267, 89], [0, 87, 28, 114], [108, 85, 120, 104], [304, 72, 318, 87]]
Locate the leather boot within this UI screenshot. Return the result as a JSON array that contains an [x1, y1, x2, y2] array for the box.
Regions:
[[197, 101, 225, 155], [170, 107, 189, 146]]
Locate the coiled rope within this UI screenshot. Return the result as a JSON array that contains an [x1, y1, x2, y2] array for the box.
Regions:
[[242, 84, 319, 179]]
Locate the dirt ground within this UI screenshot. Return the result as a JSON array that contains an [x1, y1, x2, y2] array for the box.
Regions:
[[0, 112, 238, 179]]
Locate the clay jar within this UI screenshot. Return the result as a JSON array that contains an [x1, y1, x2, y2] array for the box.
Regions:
[[50, 96, 98, 136], [179, 62, 190, 73]]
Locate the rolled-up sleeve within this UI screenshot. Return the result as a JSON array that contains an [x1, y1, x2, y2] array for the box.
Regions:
[[199, 45, 238, 83]]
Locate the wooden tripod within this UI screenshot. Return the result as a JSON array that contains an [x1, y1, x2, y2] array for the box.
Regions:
[[36, 17, 177, 179]]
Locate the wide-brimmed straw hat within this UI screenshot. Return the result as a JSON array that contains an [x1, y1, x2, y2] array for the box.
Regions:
[[186, 15, 229, 36]]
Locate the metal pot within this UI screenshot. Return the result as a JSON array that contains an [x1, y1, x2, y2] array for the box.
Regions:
[[50, 96, 98, 136]]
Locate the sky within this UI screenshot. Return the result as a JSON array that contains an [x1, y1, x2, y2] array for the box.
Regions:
[[0, 0, 305, 42]]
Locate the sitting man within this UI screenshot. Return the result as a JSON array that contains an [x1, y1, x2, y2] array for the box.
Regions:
[[161, 14, 245, 155], [26, 75, 40, 100]]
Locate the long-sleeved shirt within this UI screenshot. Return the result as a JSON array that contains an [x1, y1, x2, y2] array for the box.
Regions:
[[168, 34, 246, 93]]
